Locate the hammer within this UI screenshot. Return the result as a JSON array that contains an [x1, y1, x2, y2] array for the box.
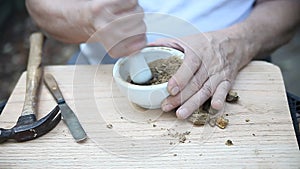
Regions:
[[0, 32, 61, 143]]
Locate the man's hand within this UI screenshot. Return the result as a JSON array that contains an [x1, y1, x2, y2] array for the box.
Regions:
[[149, 32, 246, 119], [26, 0, 147, 58]]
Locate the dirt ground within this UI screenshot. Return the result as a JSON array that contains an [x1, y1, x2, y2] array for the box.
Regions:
[[0, 8, 78, 102]]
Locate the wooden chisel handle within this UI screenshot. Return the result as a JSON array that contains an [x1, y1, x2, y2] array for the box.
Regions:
[[43, 73, 65, 104]]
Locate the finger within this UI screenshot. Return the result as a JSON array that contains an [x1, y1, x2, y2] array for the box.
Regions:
[[147, 39, 184, 52], [109, 34, 147, 58], [161, 64, 209, 112], [211, 80, 232, 110], [109, 0, 138, 14], [168, 48, 202, 96], [176, 75, 220, 119]]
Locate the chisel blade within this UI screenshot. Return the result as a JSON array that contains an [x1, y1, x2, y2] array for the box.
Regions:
[[58, 103, 87, 142]]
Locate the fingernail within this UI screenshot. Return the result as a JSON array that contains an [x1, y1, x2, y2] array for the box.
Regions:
[[162, 103, 174, 112], [170, 86, 179, 95], [177, 108, 189, 119]]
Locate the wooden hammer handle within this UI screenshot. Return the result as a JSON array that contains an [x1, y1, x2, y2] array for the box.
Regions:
[[21, 32, 44, 116]]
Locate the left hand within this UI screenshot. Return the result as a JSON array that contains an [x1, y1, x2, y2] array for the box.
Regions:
[[149, 32, 251, 119]]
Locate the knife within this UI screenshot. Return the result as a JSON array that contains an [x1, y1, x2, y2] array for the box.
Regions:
[[44, 73, 87, 142]]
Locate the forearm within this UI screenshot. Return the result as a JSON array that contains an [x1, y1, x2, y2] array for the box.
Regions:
[[26, 0, 93, 43], [218, 0, 300, 69]]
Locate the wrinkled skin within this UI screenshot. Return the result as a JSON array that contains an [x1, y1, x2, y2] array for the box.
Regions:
[[149, 32, 245, 119]]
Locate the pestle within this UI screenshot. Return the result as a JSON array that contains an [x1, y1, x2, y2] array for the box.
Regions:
[[129, 53, 152, 84]]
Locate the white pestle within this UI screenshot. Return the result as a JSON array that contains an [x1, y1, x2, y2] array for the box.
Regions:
[[129, 53, 152, 84]]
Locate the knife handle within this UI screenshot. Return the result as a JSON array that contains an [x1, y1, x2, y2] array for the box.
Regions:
[[44, 73, 65, 104]]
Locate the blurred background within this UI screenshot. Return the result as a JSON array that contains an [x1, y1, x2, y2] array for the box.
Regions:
[[0, 1, 299, 112]]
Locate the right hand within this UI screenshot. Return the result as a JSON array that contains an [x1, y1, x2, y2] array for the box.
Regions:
[[26, 0, 147, 58]]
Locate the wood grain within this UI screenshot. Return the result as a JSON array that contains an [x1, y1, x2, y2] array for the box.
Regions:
[[0, 61, 299, 168]]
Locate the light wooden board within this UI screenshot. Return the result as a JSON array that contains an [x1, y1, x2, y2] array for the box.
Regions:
[[0, 61, 299, 168]]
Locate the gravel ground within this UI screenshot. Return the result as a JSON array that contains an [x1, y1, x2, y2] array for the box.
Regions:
[[0, 9, 78, 102]]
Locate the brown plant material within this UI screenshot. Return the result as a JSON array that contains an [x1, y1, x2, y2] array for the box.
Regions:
[[216, 116, 229, 129], [164, 128, 191, 144], [188, 107, 209, 126], [147, 56, 182, 85], [226, 91, 239, 103]]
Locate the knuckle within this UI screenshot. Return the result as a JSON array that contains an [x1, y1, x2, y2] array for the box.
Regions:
[[168, 97, 182, 107], [186, 50, 201, 68], [90, 3, 104, 14], [201, 84, 213, 98], [188, 99, 201, 110], [190, 78, 203, 92], [174, 94, 185, 106], [94, 1, 117, 11], [122, 0, 138, 10], [221, 81, 230, 90], [129, 0, 138, 5], [169, 76, 184, 90], [177, 81, 186, 90], [185, 58, 199, 74]]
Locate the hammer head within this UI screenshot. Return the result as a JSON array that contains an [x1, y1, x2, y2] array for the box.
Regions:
[[0, 106, 61, 143]]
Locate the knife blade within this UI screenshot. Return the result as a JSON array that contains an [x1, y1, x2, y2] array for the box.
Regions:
[[43, 73, 87, 142]]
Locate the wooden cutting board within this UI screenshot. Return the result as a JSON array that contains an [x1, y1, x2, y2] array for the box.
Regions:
[[0, 61, 299, 168]]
